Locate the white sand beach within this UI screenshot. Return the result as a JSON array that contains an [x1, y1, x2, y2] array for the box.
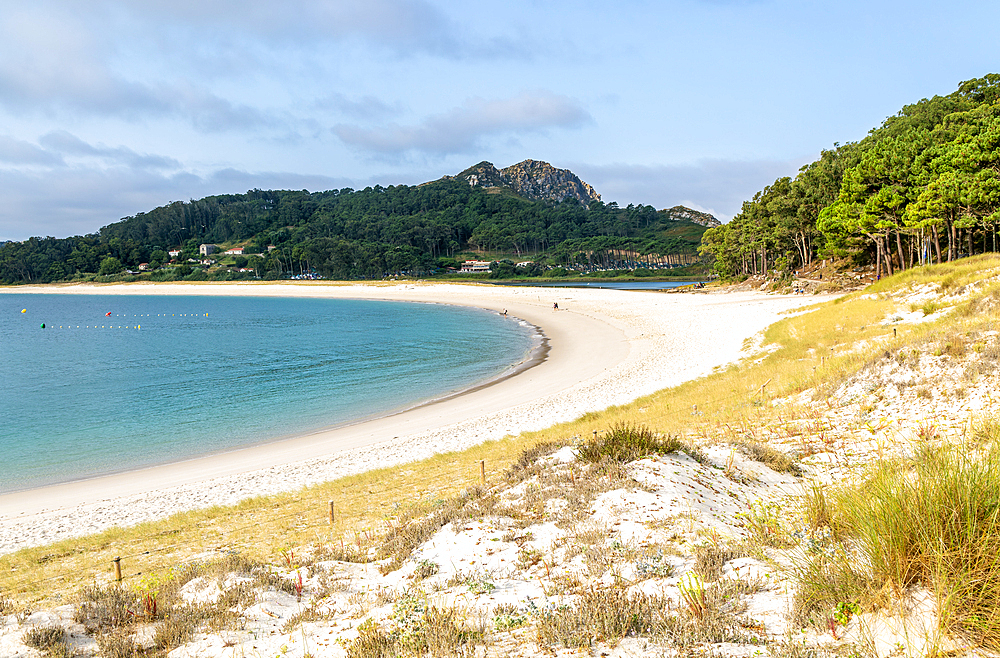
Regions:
[[0, 282, 827, 554]]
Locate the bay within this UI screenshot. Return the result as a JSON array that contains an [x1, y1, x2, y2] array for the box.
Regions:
[[495, 280, 705, 290], [0, 294, 536, 493]]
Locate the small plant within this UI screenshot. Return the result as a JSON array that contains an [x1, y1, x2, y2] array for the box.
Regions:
[[833, 600, 860, 626], [971, 417, 1000, 446], [636, 549, 675, 579], [23, 626, 71, 658], [96, 629, 141, 658], [678, 573, 707, 619], [492, 602, 527, 631], [280, 549, 296, 568], [736, 500, 791, 547], [918, 299, 941, 316], [465, 577, 496, 595], [414, 559, 439, 580], [345, 618, 397, 658], [517, 546, 543, 569]]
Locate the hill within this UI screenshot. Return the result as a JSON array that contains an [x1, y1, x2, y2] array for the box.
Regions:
[[0, 161, 717, 284]]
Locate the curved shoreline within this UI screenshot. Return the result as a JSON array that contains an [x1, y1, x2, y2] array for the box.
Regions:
[[0, 301, 547, 497], [0, 281, 829, 554]]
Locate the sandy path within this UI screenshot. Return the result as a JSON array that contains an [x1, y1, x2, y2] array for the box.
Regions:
[[0, 282, 827, 553]]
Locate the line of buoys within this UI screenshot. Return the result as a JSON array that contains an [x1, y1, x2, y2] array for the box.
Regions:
[[44, 325, 141, 329]]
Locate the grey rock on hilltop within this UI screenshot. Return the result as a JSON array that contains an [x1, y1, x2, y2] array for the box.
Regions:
[[660, 205, 721, 228], [455, 159, 602, 206]]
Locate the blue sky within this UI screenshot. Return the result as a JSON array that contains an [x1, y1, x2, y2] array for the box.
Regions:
[[0, 0, 996, 241]]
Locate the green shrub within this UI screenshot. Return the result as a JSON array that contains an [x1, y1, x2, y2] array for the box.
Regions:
[[577, 423, 681, 463]]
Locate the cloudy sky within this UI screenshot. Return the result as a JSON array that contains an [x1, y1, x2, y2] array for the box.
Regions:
[[0, 0, 996, 241]]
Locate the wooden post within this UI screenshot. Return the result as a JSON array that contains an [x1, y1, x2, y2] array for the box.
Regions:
[[113, 557, 122, 582], [479, 460, 486, 484], [758, 378, 772, 397], [328, 500, 335, 525]]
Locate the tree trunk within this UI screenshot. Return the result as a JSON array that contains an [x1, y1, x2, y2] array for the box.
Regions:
[[948, 221, 956, 261], [934, 227, 942, 264]]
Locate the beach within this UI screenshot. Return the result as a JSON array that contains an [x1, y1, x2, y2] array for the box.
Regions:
[[0, 282, 827, 554]]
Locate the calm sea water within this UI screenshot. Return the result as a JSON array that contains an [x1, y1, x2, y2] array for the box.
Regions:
[[0, 294, 535, 493], [497, 280, 704, 290]]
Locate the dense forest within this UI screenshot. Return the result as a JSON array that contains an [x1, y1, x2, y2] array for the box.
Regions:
[[700, 74, 1000, 279], [0, 177, 707, 284]]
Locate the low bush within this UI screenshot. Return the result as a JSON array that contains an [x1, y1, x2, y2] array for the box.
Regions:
[[23, 626, 70, 658], [577, 423, 681, 463]]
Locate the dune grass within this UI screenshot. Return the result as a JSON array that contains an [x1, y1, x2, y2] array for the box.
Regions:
[[3, 255, 1000, 646], [797, 441, 1000, 651]]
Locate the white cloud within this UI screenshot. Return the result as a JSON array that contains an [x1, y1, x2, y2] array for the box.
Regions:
[[38, 131, 181, 170], [334, 91, 592, 156], [0, 158, 358, 241], [0, 136, 64, 166]]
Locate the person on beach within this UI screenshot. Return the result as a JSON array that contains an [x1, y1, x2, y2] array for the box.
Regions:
[[553, 302, 559, 310]]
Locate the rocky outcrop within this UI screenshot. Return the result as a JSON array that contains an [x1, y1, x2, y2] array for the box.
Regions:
[[456, 159, 601, 206], [660, 205, 721, 228], [451, 161, 719, 226]]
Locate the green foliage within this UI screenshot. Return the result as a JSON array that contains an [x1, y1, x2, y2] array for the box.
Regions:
[[98, 256, 124, 276], [577, 423, 681, 463], [0, 178, 709, 284], [704, 74, 1000, 280]]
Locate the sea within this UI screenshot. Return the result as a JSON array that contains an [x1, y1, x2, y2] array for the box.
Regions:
[[496, 280, 704, 290], [0, 294, 536, 494]]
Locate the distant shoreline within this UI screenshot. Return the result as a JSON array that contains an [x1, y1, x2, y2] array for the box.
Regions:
[[0, 281, 828, 554]]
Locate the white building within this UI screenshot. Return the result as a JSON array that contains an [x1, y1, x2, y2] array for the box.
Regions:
[[459, 260, 492, 273]]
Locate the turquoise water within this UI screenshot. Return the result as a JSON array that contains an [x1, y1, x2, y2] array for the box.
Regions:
[[0, 294, 535, 493], [498, 281, 704, 290]]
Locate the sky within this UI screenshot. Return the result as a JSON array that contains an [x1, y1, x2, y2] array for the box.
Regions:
[[0, 0, 997, 242]]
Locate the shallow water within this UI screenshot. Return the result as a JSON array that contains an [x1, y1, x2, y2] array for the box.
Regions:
[[0, 294, 535, 493]]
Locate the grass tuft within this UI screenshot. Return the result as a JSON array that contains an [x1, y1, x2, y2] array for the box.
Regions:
[[798, 442, 1000, 648], [23, 626, 71, 658], [577, 423, 681, 463]]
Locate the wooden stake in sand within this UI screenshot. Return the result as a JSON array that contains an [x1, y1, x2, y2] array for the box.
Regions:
[[113, 557, 122, 582], [328, 500, 335, 525], [479, 460, 486, 484]]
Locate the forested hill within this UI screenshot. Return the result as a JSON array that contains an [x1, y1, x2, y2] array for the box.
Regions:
[[0, 161, 715, 284], [700, 74, 1000, 279]]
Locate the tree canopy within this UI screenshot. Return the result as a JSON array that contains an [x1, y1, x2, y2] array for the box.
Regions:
[[700, 74, 1000, 279], [0, 177, 709, 284]]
